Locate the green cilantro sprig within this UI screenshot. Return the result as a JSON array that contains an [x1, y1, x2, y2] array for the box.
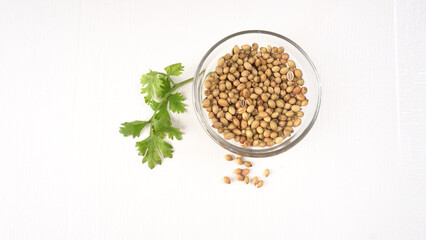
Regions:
[[120, 63, 193, 169]]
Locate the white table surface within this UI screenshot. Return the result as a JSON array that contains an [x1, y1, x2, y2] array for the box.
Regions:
[[1, 0, 425, 239]]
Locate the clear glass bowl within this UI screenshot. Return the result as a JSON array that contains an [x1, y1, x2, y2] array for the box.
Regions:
[[193, 30, 321, 157]]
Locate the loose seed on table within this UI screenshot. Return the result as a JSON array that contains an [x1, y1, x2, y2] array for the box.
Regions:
[[257, 180, 264, 188], [264, 169, 270, 177], [225, 154, 233, 161], [242, 169, 250, 176], [244, 161, 252, 167], [244, 176, 249, 184], [224, 176, 231, 184], [236, 158, 243, 165], [236, 174, 244, 181], [252, 176, 259, 186]]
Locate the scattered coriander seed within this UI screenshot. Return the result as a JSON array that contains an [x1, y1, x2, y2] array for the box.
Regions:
[[264, 169, 270, 177], [225, 154, 233, 161], [234, 168, 243, 174], [244, 176, 249, 184], [244, 161, 252, 167], [224, 176, 231, 184], [236, 158, 243, 165], [252, 176, 259, 186], [242, 169, 250, 176], [257, 180, 264, 188], [236, 174, 244, 181]]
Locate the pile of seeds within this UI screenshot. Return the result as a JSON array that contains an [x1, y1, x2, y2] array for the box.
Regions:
[[223, 154, 269, 188], [202, 43, 308, 147]]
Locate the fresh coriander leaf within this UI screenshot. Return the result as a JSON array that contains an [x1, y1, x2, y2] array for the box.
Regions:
[[136, 132, 173, 169], [121, 63, 193, 169], [164, 63, 184, 76], [120, 121, 148, 138], [152, 102, 183, 140], [150, 100, 160, 111], [166, 126, 182, 140], [158, 74, 172, 97], [141, 71, 163, 104], [151, 102, 171, 138], [169, 92, 186, 113]]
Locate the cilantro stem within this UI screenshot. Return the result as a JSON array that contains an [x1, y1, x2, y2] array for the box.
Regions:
[[147, 77, 193, 123]]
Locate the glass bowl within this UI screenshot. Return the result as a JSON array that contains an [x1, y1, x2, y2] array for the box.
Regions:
[[193, 30, 321, 157]]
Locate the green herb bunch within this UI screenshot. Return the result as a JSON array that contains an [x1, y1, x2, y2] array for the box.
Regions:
[[120, 63, 193, 169]]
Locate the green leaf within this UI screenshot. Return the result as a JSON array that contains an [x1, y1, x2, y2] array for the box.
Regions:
[[166, 126, 182, 140], [151, 101, 183, 140], [158, 74, 172, 98], [140, 71, 163, 104], [164, 63, 184, 76], [119, 121, 148, 138], [136, 132, 173, 169], [169, 92, 186, 113], [150, 100, 160, 111]]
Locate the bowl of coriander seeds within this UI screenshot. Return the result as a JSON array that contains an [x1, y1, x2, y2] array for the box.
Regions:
[[193, 30, 321, 157]]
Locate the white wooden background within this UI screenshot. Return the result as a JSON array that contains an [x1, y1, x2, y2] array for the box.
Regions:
[[1, 0, 425, 239]]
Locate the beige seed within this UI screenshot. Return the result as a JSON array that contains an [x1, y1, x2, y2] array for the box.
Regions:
[[285, 111, 294, 117], [294, 118, 302, 127], [252, 176, 259, 185], [287, 71, 294, 81], [270, 120, 278, 131], [271, 66, 280, 72], [224, 132, 235, 140], [233, 118, 240, 126], [223, 176, 231, 184], [301, 99, 309, 106], [296, 94, 305, 101], [247, 105, 255, 113], [291, 105, 301, 112], [202, 99, 210, 108], [234, 168, 242, 174], [284, 130, 291, 137], [287, 60, 296, 69], [293, 86, 301, 94], [225, 154, 233, 161], [242, 89, 250, 98], [264, 169, 270, 177], [244, 176, 249, 184], [236, 174, 244, 181], [241, 120, 248, 129], [241, 44, 251, 51], [244, 161, 252, 167], [251, 120, 260, 129], [237, 107, 247, 114], [242, 169, 250, 176], [258, 111, 268, 118], [213, 122, 222, 129], [218, 99, 228, 107], [254, 87, 263, 95], [246, 130, 253, 139], [236, 158, 243, 165], [217, 57, 225, 66], [275, 136, 283, 144], [233, 45, 240, 55], [257, 180, 264, 188], [244, 62, 253, 70], [294, 69, 303, 78]]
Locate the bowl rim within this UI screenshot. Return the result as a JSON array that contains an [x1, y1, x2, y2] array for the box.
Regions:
[[193, 30, 321, 157]]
